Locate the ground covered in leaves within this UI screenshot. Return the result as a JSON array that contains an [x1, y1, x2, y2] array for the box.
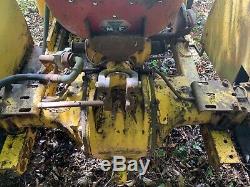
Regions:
[[1, 0, 250, 186]]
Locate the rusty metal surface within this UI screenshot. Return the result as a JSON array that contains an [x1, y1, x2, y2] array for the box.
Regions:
[[89, 36, 145, 61], [236, 82, 250, 113], [21, 46, 43, 74], [86, 37, 151, 65], [47, 20, 69, 53], [0, 128, 36, 174], [202, 126, 240, 167], [96, 65, 139, 112], [47, 19, 60, 52], [125, 71, 139, 112], [0, 83, 45, 116], [191, 80, 239, 112], [46, 0, 183, 37], [39, 51, 74, 71], [38, 100, 104, 108], [155, 42, 212, 139], [86, 75, 152, 159]]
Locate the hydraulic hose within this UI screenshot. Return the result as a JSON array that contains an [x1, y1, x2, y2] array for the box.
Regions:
[[0, 56, 83, 89], [154, 69, 195, 102]]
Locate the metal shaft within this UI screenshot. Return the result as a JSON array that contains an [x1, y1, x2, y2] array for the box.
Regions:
[[38, 100, 104, 108]]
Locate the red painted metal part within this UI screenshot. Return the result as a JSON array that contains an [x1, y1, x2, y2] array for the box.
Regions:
[[46, 0, 183, 38]]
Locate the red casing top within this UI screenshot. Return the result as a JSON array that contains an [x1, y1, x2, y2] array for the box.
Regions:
[[46, 0, 183, 38]]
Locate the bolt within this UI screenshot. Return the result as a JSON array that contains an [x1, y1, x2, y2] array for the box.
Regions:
[[232, 102, 239, 110], [245, 155, 250, 163], [245, 82, 250, 90], [222, 79, 229, 87], [97, 129, 103, 134], [126, 100, 131, 107]]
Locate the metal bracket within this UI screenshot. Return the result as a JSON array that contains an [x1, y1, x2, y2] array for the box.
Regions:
[[96, 69, 139, 112], [235, 83, 250, 113], [125, 71, 139, 112], [191, 80, 239, 112], [0, 83, 44, 116], [201, 126, 240, 167]]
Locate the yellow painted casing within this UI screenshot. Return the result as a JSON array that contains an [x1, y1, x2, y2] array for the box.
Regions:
[[201, 126, 240, 167], [36, 0, 46, 17], [0, 128, 36, 174], [203, 0, 250, 82], [86, 76, 151, 160], [0, 0, 32, 79]]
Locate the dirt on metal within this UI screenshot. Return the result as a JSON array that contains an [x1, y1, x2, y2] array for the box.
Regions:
[[1, 0, 250, 186]]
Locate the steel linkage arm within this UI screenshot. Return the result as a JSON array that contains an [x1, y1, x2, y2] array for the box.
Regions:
[[152, 42, 250, 168]]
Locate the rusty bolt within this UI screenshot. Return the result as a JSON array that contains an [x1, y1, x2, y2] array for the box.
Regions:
[[232, 102, 240, 110], [245, 82, 250, 90], [61, 52, 74, 67], [222, 79, 229, 87], [97, 129, 103, 134]]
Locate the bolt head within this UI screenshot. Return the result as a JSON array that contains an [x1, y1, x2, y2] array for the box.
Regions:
[[222, 79, 229, 87], [232, 102, 240, 110]]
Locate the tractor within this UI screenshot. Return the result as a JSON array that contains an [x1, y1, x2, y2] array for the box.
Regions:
[[0, 0, 250, 184]]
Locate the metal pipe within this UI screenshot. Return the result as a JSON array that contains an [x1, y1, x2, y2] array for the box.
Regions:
[[42, 4, 50, 54], [0, 56, 83, 88], [38, 100, 104, 108], [39, 54, 55, 64]]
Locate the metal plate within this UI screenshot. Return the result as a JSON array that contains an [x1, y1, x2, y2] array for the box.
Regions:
[[235, 83, 250, 113], [89, 36, 144, 61], [191, 81, 239, 111], [0, 83, 44, 116], [202, 126, 240, 167]]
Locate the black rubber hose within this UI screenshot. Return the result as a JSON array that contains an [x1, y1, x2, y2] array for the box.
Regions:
[[154, 69, 195, 102], [0, 56, 83, 89]]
